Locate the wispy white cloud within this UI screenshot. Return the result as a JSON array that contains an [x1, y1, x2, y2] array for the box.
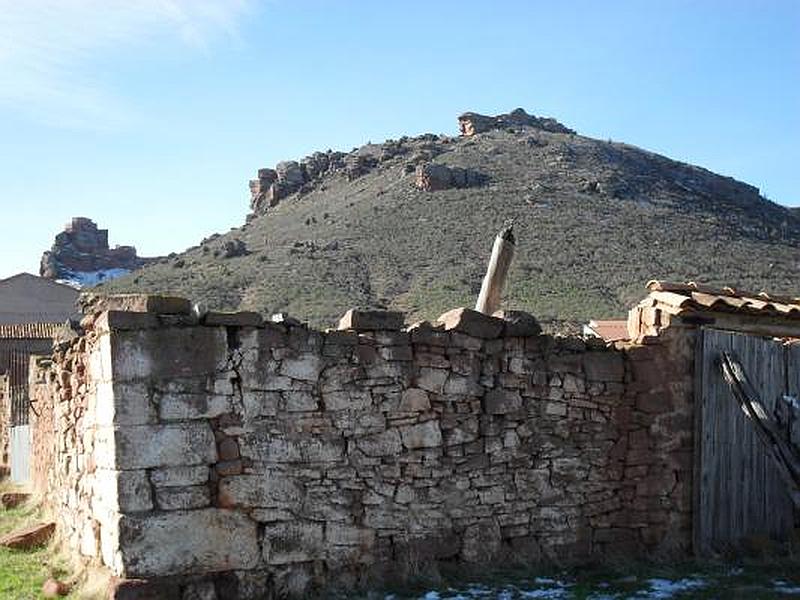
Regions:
[[0, 0, 253, 130]]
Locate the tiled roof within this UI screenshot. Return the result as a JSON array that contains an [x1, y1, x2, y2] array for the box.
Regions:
[[0, 322, 62, 339], [585, 319, 629, 342], [644, 280, 800, 318]]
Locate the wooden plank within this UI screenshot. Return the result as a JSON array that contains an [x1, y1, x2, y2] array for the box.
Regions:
[[692, 329, 705, 555]]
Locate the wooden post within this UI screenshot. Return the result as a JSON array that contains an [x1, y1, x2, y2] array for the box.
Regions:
[[475, 223, 515, 315]]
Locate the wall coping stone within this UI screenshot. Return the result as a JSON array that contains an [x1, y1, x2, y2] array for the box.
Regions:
[[202, 311, 264, 328], [338, 309, 405, 332], [81, 294, 191, 315], [437, 307, 504, 339], [95, 311, 160, 331], [492, 309, 542, 337]]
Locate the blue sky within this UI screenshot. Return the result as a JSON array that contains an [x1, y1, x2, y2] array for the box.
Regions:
[[1, 0, 798, 278]]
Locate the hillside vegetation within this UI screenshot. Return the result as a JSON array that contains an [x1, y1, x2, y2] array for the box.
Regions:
[[97, 110, 800, 330]]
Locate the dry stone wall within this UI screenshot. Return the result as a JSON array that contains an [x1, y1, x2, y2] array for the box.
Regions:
[[29, 301, 694, 599], [29, 326, 126, 569]]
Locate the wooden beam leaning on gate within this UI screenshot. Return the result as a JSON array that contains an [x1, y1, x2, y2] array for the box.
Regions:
[[719, 352, 800, 509]]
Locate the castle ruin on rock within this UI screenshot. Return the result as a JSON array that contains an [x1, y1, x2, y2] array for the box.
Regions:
[[40, 217, 152, 286], [20, 279, 800, 598]]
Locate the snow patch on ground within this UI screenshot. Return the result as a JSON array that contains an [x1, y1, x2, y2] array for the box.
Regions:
[[773, 579, 800, 595], [56, 268, 130, 287], [387, 574, 800, 599], [518, 588, 571, 599], [634, 578, 707, 599], [403, 579, 572, 599]]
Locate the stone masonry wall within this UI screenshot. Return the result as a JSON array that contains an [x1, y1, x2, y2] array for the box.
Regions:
[[30, 324, 127, 570], [29, 302, 695, 599], [26, 300, 693, 598]]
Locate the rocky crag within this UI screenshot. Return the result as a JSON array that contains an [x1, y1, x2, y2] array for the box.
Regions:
[[40, 218, 153, 287], [97, 109, 800, 329]]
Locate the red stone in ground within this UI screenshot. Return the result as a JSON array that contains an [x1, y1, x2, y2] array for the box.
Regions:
[[0, 492, 31, 509], [41, 578, 70, 597], [0, 522, 55, 549]]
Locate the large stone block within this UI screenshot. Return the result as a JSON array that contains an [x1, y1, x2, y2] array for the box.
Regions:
[[484, 388, 523, 414], [462, 520, 502, 563], [326, 523, 376, 547], [356, 430, 402, 457], [115, 423, 217, 469], [398, 388, 430, 412], [155, 486, 210, 510], [280, 354, 323, 382], [95, 381, 156, 426], [493, 310, 542, 337], [262, 521, 324, 565], [93, 427, 118, 469], [444, 374, 484, 396], [218, 471, 303, 508], [400, 421, 442, 449], [240, 430, 345, 464], [325, 390, 373, 411], [0, 522, 55, 550], [87, 294, 191, 315], [111, 328, 227, 381], [95, 311, 159, 331], [88, 333, 114, 382], [337, 309, 404, 332], [584, 352, 625, 382], [150, 465, 209, 488], [157, 392, 231, 421], [437, 308, 503, 339], [118, 510, 259, 576], [115, 471, 153, 512], [283, 391, 318, 411], [416, 368, 448, 393], [242, 391, 280, 418], [203, 311, 263, 327]]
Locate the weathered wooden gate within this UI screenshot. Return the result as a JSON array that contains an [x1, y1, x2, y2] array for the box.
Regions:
[[695, 328, 796, 554]]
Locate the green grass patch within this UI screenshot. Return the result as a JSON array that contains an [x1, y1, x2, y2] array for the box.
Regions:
[[0, 492, 74, 600]]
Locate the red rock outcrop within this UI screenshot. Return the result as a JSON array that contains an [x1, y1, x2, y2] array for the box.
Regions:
[[458, 108, 575, 136], [40, 217, 153, 284]]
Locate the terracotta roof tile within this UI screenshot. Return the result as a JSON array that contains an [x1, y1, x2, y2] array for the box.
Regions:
[[586, 319, 629, 342], [644, 280, 800, 318]]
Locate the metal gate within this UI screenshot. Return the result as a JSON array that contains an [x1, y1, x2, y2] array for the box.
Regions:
[[7, 347, 32, 483], [9, 424, 30, 483], [695, 328, 795, 554]]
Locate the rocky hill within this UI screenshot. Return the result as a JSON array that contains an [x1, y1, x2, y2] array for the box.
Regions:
[[95, 109, 800, 330], [41, 217, 154, 287]]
